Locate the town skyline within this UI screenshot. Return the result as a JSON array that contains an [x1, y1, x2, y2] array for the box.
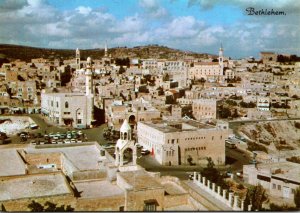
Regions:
[[0, 0, 300, 59]]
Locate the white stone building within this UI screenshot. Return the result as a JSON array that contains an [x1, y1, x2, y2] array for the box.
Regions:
[[137, 119, 229, 166], [41, 57, 95, 128], [192, 98, 217, 120], [189, 46, 224, 80]]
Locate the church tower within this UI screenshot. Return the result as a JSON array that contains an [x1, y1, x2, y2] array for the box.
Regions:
[[104, 41, 108, 57], [76, 48, 80, 70], [115, 119, 137, 167], [85, 57, 94, 127], [218, 44, 224, 75]]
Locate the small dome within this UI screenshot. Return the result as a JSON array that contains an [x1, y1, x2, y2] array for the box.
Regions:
[[120, 119, 131, 132], [87, 57, 92, 63]]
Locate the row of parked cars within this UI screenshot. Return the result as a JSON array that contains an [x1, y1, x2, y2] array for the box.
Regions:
[[44, 130, 83, 140], [30, 130, 84, 145]]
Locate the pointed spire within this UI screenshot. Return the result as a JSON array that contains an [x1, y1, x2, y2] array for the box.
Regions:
[[104, 41, 108, 57], [120, 119, 131, 132]]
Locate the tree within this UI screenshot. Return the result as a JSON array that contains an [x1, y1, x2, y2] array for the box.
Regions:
[[294, 186, 300, 209], [200, 157, 228, 189], [219, 107, 231, 119], [243, 184, 268, 211], [119, 66, 126, 74]]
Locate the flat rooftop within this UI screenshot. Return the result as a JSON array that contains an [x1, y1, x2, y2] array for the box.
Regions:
[[162, 182, 186, 195], [25, 143, 105, 171], [257, 161, 300, 182], [118, 170, 162, 191], [0, 173, 71, 201], [140, 119, 215, 133], [74, 180, 124, 198], [0, 149, 26, 177]]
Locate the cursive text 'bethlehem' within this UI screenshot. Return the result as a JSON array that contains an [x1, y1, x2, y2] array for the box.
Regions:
[[246, 7, 286, 16]]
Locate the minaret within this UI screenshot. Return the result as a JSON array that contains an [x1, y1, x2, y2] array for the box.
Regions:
[[85, 57, 94, 127], [219, 44, 224, 75], [85, 57, 93, 96], [76, 48, 80, 70], [104, 41, 108, 57]]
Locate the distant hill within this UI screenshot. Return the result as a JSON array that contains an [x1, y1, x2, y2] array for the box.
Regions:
[[0, 43, 216, 62]]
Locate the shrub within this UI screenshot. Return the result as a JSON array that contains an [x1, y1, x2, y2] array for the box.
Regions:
[[247, 142, 268, 153]]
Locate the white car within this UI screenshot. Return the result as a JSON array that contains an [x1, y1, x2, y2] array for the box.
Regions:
[[64, 139, 71, 144]]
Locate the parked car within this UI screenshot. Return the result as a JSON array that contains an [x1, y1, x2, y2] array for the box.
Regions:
[[64, 139, 71, 144], [141, 149, 150, 155]]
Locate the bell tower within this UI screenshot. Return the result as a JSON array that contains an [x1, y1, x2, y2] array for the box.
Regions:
[[115, 119, 137, 167], [76, 48, 80, 70]]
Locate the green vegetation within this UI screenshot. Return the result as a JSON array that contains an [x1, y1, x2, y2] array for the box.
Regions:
[[286, 156, 300, 164], [0, 44, 210, 62], [219, 107, 231, 119], [240, 101, 256, 108], [269, 203, 298, 211], [243, 184, 268, 211], [27, 200, 74, 212], [225, 99, 238, 106], [247, 141, 268, 153], [200, 157, 229, 190], [294, 186, 300, 209]]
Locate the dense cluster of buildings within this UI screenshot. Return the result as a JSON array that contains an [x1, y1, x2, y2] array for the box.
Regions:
[[1, 44, 300, 210]]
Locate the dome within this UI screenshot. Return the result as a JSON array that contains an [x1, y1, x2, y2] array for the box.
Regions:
[[120, 119, 131, 132], [87, 57, 92, 63]]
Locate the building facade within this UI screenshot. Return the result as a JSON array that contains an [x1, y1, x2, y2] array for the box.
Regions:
[[137, 119, 229, 166]]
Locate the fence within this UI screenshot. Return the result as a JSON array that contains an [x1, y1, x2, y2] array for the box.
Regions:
[[192, 172, 252, 211]]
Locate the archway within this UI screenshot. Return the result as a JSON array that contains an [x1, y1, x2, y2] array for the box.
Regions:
[[123, 147, 133, 165]]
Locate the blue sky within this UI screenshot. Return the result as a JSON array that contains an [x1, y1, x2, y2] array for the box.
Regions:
[[0, 0, 299, 59]]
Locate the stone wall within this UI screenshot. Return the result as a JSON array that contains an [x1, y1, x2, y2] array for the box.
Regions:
[[76, 195, 125, 211], [125, 188, 165, 211], [164, 194, 189, 208], [72, 170, 107, 181]]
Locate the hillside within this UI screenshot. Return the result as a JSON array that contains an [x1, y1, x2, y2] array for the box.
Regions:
[[0, 44, 214, 62], [238, 121, 300, 153]]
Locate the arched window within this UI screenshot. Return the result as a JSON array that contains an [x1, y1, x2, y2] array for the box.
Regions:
[[65, 102, 69, 108]]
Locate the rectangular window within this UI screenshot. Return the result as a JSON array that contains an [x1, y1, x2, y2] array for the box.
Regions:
[[77, 119, 82, 124], [278, 185, 281, 190], [272, 183, 276, 189]]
